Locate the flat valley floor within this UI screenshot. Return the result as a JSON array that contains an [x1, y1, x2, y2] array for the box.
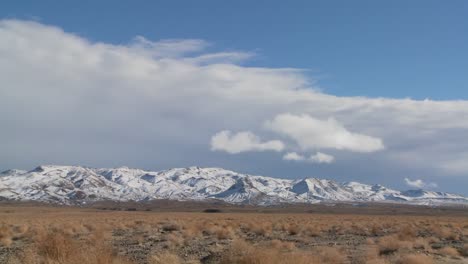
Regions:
[[0, 202, 467, 264]]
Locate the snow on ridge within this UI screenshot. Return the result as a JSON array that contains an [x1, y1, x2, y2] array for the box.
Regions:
[[0, 165, 466, 206]]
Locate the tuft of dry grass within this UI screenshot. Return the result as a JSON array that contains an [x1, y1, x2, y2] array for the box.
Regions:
[[304, 225, 321, 237], [377, 235, 401, 255], [397, 225, 417, 241], [221, 239, 317, 264], [148, 252, 181, 264], [432, 226, 459, 240], [287, 224, 302, 236], [0, 225, 13, 247], [12, 229, 132, 264], [461, 244, 468, 257], [438, 246, 460, 257], [36, 231, 76, 261], [270, 239, 296, 251], [362, 245, 387, 264], [396, 253, 433, 264], [164, 233, 184, 248], [248, 222, 272, 237], [314, 246, 346, 264], [215, 226, 236, 240], [412, 238, 430, 251]]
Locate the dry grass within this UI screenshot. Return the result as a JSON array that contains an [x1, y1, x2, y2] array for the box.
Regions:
[[9, 230, 132, 264], [247, 222, 272, 237], [220, 239, 317, 264], [0, 206, 466, 264], [377, 235, 412, 255]]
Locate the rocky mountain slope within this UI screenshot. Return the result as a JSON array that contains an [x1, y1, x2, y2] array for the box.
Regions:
[[0, 165, 466, 206]]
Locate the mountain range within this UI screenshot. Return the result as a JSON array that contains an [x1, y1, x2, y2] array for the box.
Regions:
[[0, 165, 466, 206]]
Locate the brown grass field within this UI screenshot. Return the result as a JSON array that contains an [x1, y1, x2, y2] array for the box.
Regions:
[[0, 202, 466, 264]]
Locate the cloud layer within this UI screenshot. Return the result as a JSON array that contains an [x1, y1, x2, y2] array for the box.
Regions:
[[1, 20, 468, 194]]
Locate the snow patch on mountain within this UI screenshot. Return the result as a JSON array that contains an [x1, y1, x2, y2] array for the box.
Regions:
[[0, 165, 466, 206]]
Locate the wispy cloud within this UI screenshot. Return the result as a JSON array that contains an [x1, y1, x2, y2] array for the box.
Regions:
[[130, 36, 209, 58]]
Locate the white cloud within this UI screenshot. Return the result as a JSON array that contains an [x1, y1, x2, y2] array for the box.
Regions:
[[211, 131, 284, 154], [1, 19, 468, 187], [404, 178, 438, 189], [266, 114, 384, 153], [283, 152, 306, 161], [309, 152, 335, 164], [283, 152, 335, 164]]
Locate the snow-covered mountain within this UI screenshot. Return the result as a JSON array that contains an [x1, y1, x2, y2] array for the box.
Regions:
[[0, 165, 466, 206]]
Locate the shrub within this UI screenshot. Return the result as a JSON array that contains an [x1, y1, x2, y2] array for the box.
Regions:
[[162, 222, 181, 232], [203, 209, 222, 213]]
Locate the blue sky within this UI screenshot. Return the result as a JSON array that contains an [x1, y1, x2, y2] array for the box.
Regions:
[[3, 0, 467, 99], [1, 1, 468, 195]]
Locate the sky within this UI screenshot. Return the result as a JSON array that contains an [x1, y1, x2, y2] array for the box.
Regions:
[[1, 1, 468, 195]]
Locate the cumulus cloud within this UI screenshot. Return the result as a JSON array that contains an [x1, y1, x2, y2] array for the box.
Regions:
[[266, 114, 384, 153], [283, 152, 306, 161], [211, 131, 284, 154], [1, 18, 468, 190], [283, 152, 335, 164], [404, 178, 438, 189]]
